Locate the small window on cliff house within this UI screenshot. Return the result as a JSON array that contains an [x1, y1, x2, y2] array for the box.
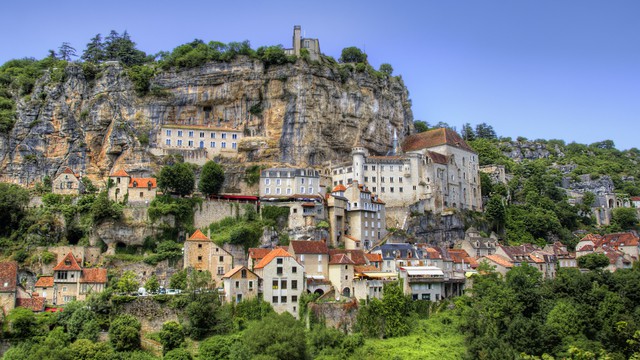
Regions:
[[139, 192, 143, 198], [132, 181, 138, 188], [222, 133, 227, 139], [147, 181, 152, 190]]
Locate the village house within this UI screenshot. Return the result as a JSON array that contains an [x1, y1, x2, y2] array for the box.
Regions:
[[478, 254, 514, 276], [326, 185, 348, 247], [543, 242, 577, 268], [0, 261, 18, 315], [371, 243, 425, 272], [253, 248, 305, 318], [248, 248, 272, 271], [342, 181, 387, 250], [52, 167, 83, 195], [495, 244, 557, 279], [328, 253, 356, 299], [399, 266, 446, 302], [108, 169, 157, 204], [34, 252, 107, 305], [288, 240, 331, 295], [456, 227, 497, 258], [183, 230, 234, 286], [221, 266, 260, 304]]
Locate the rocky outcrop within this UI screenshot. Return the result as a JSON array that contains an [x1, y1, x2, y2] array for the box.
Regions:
[[501, 141, 556, 162], [0, 57, 413, 190], [405, 211, 489, 246]]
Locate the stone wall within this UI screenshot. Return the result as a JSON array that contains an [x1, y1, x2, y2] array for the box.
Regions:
[[193, 199, 257, 228], [35, 246, 103, 274], [308, 300, 359, 332], [119, 297, 181, 333]]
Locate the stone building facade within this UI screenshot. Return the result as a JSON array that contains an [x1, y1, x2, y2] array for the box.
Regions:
[[284, 25, 321, 61], [108, 169, 157, 204], [183, 230, 234, 286], [222, 266, 260, 304], [154, 125, 243, 165], [52, 167, 83, 195], [253, 248, 305, 318]]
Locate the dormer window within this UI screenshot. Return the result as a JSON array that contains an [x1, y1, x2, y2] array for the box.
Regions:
[[132, 181, 138, 187]]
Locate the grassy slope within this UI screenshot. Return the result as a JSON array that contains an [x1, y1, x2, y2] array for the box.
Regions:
[[351, 311, 467, 360]]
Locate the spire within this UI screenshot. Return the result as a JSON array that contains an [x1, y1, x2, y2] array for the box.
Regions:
[[392, 129, 399, 155]]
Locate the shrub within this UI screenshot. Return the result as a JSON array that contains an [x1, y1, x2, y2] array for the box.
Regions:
[[127, 65, 155, 96]]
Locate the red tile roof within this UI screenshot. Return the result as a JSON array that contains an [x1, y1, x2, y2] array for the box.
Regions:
[[254, 248, 294, 269], [53, 252, 82, 271], [449, 249, 472, 263], [81, 268, 107, 283], [602, 233, 639, 247], [110, 169, 129, 177], [425, 151, 449, 164], [61, 167, 80, 178], [402, 128, 475, 153], [483, 254, 514, 268], [16, 297, 45, 312], [188, 229, 210, 241], [332, 184, 347, 192], [248, 248, 272, 260], [328, 249, 368, 265], [290, 240, 329, 254], [34, 276, 54, 288], [330, 253, 356, 265], [630, 197, 640, 201], [0, 261, 18, 292], [365, 253, 382, 263], [129, 177, 157, 189], [354, 265, 379, 274]]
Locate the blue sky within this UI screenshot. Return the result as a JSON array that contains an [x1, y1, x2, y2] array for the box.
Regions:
[[2, 0, 638, 149]]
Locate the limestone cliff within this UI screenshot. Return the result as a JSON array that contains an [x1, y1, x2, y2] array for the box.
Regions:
[[0, 57, 413, 187]]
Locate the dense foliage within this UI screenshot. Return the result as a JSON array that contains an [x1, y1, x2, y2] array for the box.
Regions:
[[157, 162, 195, 197], [458, 264, 640, 359], [199, 160, 225, 195]]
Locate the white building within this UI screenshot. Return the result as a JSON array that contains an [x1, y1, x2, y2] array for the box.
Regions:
[[260, 167, 321, 198], [331, 128, 482, 213], [154, 125, 243, 165], [253, 248, 305, 318], [399, 266, 445, 302]]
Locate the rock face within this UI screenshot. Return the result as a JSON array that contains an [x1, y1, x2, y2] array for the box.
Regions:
[[0, 58, 413, 188], [501, 141, 555, 162]]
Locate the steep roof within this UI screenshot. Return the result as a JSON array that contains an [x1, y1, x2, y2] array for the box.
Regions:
[[402, 128, 475, 153], [222, 266, 256, 279], [290, 240, 329, 254], [129, 177, 157, 189], [110, 169, 129, 177], [332, 184, 347, 192], [60, 167, 80, 178], [34, 276, 54, 288], [425, 151, 449, 164], [187, 229, 210, 242], [53, 252, 82, 271], [0, 261, 18, 292], [248, 248, 272, 260], [365, 253, 382, 263], [254, 248, 295, 269], [329, 249, 368, 265], [483, 254, 514, 268], [602, 232, 639, 247], [329, 253, 356, 265], [499, 244, 538, 260], [80, 268, 107, 283]]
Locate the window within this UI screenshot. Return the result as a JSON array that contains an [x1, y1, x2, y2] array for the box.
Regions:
[[291, 280, 298, 289], [197, 256, 202, 262], [188, 131, 194, 137], [277, 267, 283, 275], [219, 256, 224, 262], [165, 139, 171, 146], [292, 295, 298, 302], [390, 177, 393, 183], [232, 143, 237, 149], [308, 187, 313, 194], [248, 281, 253, 289], [265, 179, 271, 185], [276, 188, 281, 194], [286, 188, 291, 195], [221, 133, 227, 139], [235, 281, 239, 288], [188, 140, 193, 147], [177, 130, 183, 137], [281, 296, 287, 303], [381, 177, 385, 183], [221, 142, 226, 148], [390, 187, 394, 193], [300, 187, 305, 194], [292, 266, 297, 273], [232, 134, 238, 139], [198, 244, 202, 248], [241, 269, 247, 278], [177, 139, 183, 146], [276, 179, 281, 185], [372, 176, 376, 182], [381, 187, 385, 193], [272, 280, 279, 289], [210, 141, 215, 147], [372, 165, 376, 170], [272, 296, 278, 303], [265, 188, 271, 194], [57, 271, 68, 280], [364, 176, 369, 182], [217, 266, 224, 275], [281, 280, 287, 289], [166, 130, 172, 136], [364, 165, 368, 170], [211, 132, 216, 138], [399, 187, 403, 192], [200, 132, 205, 138], [373, 187, 376, 192], [277, 258, 283, 264]]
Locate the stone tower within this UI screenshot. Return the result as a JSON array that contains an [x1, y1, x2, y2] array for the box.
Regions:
[[293, 25, 301, 56], [351, 146, 367, 184]]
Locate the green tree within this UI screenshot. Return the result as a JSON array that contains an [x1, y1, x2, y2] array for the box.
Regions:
[[70, 338, 116, 360], [116, 271, 139, 293], [158, 163, 195, 197], [257, 45, 290, 66], [611, 207, 638, 230], [187, 269, 213, 291], [199, 161, 225, 195], [144, 274, 160, 293], [164, 348, 192, 360], [82, 34, 105, 63], [159, 321, 185, 354], [67, 306, 100, 341], [58, 42, 77, 61], [577, 253, 610, 270], [90, 190, 123, 222], [104, 30, 147, 66], [199, 335, 239, 360], [109, 314, 141, 352], [184, 293, 232, 339], [461, 123, 476, 141], [475, 122, 497, 139], [0, 182, 30, 236], [170, 269, 187, 290], [485, 195, 506, 234], [242, 312, 308, 360], [413, 120, 429, 133], [9, 307, 37, 338], [379, 63, 393, 75], [339, 47, 367, 63]]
